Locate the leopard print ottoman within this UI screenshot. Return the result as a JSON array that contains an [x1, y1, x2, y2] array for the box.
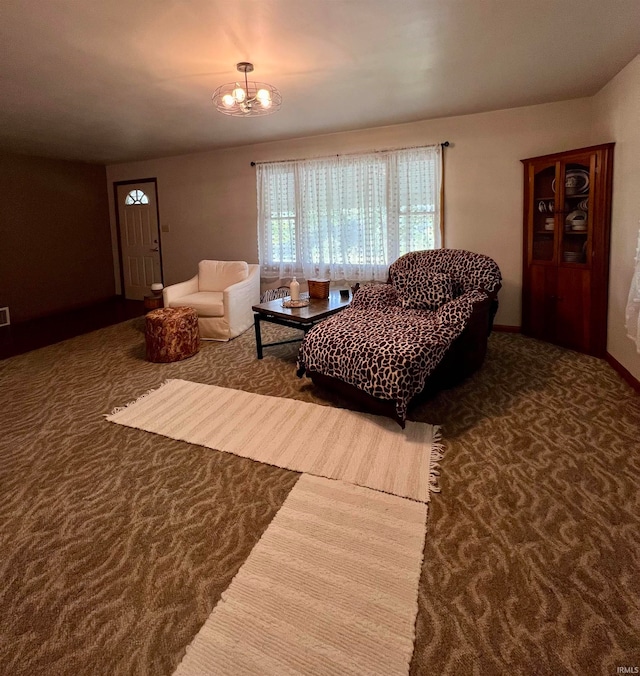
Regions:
[[145, 307, 199, 363]]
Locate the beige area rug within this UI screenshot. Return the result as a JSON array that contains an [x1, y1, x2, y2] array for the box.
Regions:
[[173, 473, 428, 676], [107, 379, 442, 503]]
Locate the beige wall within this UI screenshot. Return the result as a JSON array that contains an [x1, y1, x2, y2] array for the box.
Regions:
[[0, 152, 114, 323], [591, 55, 640, 381], [107, 98, 594, 327]]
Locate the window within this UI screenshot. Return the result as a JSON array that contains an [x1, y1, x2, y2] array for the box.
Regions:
[[125, 189, 149, 205], [257, 145, 442, 281]]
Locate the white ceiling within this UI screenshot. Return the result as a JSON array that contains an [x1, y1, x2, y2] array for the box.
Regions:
[[1, 0, 639, 165]]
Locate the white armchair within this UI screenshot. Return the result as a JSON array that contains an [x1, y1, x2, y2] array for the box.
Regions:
[[163, 260, 260, 341]]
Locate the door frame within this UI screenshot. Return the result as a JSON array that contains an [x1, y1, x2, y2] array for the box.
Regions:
[[113, 178, 163, 298]]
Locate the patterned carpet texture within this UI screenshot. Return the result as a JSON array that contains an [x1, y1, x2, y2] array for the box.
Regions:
[[0, 319, 639, 675]]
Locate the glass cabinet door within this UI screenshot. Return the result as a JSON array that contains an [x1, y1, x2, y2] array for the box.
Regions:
[[522, 143, 613, 357], [531, 163, 556, 262], [559, 156, 592, 266]]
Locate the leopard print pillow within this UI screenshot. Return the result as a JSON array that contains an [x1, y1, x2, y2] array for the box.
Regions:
[[351, 283, 400, 310], [393, 269, 455, 311]]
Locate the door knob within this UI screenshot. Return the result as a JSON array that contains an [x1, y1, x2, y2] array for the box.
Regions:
[[150, 247, 159, 252]]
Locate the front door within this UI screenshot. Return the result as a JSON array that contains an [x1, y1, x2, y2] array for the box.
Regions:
[[116, 181, 162, 300]]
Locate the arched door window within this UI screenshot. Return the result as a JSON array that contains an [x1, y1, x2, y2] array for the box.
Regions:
[[124, 189, 149, 205]]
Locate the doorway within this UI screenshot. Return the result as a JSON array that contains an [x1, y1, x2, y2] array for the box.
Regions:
[[114, 179, 163, 300]]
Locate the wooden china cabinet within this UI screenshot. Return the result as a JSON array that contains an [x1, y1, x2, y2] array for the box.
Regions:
[[521, 143, 614, 356]]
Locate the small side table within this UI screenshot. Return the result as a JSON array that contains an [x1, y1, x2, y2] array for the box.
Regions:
[[144, 294, 163, 312]]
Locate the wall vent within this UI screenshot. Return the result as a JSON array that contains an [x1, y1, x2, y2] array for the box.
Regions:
[[0, 307, 10, 327]]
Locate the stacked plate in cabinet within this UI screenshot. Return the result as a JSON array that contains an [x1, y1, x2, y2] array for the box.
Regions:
[[566, 209, 587, 230], [552, 169, 590, 195]]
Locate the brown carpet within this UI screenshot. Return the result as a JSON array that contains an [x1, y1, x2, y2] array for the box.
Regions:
[[0, 319, 639, 675]]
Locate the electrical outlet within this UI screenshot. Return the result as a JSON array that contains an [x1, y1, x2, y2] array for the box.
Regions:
[[161, 223, 170, 232]]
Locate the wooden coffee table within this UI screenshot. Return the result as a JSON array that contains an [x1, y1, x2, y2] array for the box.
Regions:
[[252, 291, 351, 359]]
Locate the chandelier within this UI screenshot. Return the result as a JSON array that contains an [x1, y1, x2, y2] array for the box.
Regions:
[[212, 62, 282, 117]]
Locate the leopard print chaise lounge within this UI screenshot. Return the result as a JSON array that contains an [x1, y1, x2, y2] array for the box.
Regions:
[[297, 249, 502, 425]]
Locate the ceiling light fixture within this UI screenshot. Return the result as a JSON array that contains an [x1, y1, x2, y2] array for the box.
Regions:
[[212, 62, 282, 117]]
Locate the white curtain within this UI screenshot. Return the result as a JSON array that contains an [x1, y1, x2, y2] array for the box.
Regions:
[[625, 227, 640, 352], [257, 145, 442, 282]]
